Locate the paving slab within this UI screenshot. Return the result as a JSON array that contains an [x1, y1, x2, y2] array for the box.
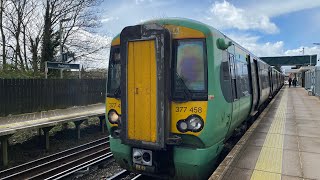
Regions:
[[210, 87, 320, 180]]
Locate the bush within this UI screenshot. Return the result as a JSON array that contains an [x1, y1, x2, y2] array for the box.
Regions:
[[0, 64, 43, 79]]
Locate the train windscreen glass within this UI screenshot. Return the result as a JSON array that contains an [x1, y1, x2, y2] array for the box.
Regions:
[[174, 39, 206, 92], [107, 46, 121, 97]]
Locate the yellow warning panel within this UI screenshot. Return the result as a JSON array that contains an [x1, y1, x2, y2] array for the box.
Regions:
[[111, 37, 120, 46], [251, 89, 288, 180], [106, 97, 121, 127], [164, 25, 205, 39], [127, 40, 157, 143], [171, 101, 207, 136], [251, 170, 281, 180]]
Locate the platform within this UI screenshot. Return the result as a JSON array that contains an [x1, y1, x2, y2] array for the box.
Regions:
[[210, 87, 320, 180], [0, 103, 105, 135], [0, 103, 105, 167]]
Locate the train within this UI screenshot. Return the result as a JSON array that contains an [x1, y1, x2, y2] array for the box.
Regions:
[[106, 18, 284, 179]]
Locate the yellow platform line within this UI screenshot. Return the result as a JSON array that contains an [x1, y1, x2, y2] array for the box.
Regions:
[[251, 89, 288, 180]]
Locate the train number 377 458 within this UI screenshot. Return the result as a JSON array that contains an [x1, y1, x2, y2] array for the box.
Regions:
[[175, 107, 202, 113], [109, 103, 121, 108]]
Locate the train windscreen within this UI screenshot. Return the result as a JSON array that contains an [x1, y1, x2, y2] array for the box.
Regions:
[[173, 39, 207, 100], [107, 46, 121, 97]]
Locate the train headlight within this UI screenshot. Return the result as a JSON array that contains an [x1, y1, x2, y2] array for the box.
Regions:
[[176, 115, 204, 133], [177, 120, 188, 133], [108, 110, 120, 124], [186, 115, 204, 132]]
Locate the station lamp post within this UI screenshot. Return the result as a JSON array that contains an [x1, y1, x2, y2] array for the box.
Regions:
[[59, 18, 72, 79]]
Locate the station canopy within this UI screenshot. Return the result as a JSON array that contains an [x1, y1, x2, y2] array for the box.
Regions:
[[260, 55, 317, 66]]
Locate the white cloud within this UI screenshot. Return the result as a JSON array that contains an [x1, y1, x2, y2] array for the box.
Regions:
[[100, 1, 172, 34], [227, 33, 320, 62], [135, 0, 153, 5], [227, 33, 284, 56], [284, 46, 320, 57], [101, 16, 119, 23], [66, 30, 112, 69], [244, 0, 320, 17], [208, 1, 279, 34]]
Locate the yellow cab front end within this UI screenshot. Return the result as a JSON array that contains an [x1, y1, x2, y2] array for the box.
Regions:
[[106, 20, 215, 179]]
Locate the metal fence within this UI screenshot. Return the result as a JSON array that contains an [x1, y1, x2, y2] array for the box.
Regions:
[[0, 79, 106, 116], [305, 69, 313, 89], [305, 66, 320, 96]]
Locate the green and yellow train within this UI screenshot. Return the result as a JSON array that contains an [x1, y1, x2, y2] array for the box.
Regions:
[[106, 18, 283, 179]]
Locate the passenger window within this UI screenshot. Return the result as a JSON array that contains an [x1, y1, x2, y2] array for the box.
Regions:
[[176, 40, 205, 91]]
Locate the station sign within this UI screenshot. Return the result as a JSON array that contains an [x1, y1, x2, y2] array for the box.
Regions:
[[45, 61, 81, 79], [46, 62, 80, 70]]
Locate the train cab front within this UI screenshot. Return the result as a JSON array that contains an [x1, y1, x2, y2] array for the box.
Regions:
[[106, 21, 218, 179]]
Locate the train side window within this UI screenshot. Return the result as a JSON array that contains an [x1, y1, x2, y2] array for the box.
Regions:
[[242, 63, 250, 96], [235, 60, 242, 98], [222, 61, 230, 80], [221, 51, 230, 80], [220, 51, 233, 102], [234, 60, 249, 98], [228, 53, 238, 100]]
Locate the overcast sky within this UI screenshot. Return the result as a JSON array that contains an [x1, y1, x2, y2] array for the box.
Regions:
[[98, 0, 320, 60]]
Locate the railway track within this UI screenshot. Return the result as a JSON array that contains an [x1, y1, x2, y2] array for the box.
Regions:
[[0, 137, 112, 180], [108, 170, 142, 180]]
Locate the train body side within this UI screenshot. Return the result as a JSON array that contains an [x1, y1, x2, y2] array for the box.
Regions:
[[216, 36, 282, 139], [105, 18, 284, 180]]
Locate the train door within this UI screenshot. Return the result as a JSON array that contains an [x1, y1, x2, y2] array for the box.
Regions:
[[248, 55, 259, 115], [253, 59, 261, 110], [228, 53, 240, 131], [120, 24, 171, 149], [269, 68, 273, 95], [127, 40, 157, 143]]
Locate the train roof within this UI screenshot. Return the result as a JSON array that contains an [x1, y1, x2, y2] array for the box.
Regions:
[[111, 18, 276, 70], [111, 18, 213, 42]]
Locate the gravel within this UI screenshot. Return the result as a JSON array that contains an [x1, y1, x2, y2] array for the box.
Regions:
[[76, 161, 124, 180]]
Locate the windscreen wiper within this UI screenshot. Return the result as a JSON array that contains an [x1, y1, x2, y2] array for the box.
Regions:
[[175, 72, 192, 101]]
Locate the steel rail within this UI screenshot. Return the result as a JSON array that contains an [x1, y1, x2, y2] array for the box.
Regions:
[[0, 137, 110, 180], [108, 169, 142, 180], [46, 152, 113, 180], [28, 148, 111, 179]]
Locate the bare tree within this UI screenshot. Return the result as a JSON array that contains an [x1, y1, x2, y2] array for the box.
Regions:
[[21, 1, 42, 72], [40, 0, 101, 71], [0, 0, 6, 70], [27, 12, 43, 73], [2, 0, 36, 71], [4, 0, 25, 70], [0, 0, 103, 74]]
